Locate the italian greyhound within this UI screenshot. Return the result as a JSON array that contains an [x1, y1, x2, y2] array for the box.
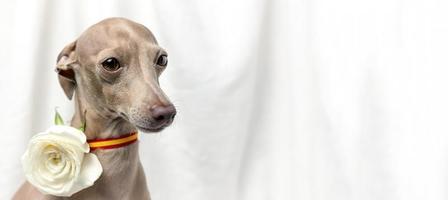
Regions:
[[13, 17, 176, 200]]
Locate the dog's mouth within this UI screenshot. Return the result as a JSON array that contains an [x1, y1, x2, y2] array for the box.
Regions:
[[135, 125, 166, 133], [118, 112, 166, 133], [134, 119, 174, 133], [126, 106, 176, 133]]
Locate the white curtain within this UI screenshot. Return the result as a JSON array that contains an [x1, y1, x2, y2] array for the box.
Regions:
[[1, 0, 448, 199]]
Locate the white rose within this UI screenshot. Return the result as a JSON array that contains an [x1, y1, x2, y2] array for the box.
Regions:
[[21, 125, 103, 197]]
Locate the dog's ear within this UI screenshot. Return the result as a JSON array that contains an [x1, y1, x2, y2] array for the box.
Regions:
[[56, 41, 77, 100]]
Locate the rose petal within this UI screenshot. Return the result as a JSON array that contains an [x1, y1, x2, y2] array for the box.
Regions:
[[31, 126, 89, 153], [78, 153, 103, 185], [64, 153, 103, 196], [65, 153, 103, 196], [47, 125, 86, 142]]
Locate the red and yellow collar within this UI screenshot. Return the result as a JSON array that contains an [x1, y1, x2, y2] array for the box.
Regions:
[[88, 132, 138, 151]]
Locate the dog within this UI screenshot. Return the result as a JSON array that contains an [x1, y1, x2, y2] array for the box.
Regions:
[[13, 17, 176, 200]]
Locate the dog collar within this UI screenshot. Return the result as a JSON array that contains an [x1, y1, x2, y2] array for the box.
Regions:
[[87, 132, 138, 151]]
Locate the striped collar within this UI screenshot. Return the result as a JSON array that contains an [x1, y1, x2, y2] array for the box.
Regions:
[[87, 132, 138, 151]]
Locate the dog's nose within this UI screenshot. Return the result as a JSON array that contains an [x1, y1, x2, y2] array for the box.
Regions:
[[150, 104, 176, 123]]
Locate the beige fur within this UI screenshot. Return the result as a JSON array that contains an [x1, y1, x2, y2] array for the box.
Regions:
[[13, 17, 176, 200]]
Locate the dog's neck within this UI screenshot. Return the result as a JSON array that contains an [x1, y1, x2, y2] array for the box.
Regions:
[[64, 94, 150, 200], [70, 93, 137, 140]]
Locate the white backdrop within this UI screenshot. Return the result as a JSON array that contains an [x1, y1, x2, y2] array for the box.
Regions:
[[1, 0, 448, 199]]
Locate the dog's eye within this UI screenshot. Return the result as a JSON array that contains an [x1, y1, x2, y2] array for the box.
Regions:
[[102, 57, 121, 71], [157, 55, 168, 66]]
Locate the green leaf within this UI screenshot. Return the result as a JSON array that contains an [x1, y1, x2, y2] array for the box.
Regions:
[[79, 110, 87, 132], [54, 108, 64, 125], [79, 120, 86, 132]]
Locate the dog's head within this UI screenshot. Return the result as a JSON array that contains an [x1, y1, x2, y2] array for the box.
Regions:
[[55, 18, 176, 133]]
